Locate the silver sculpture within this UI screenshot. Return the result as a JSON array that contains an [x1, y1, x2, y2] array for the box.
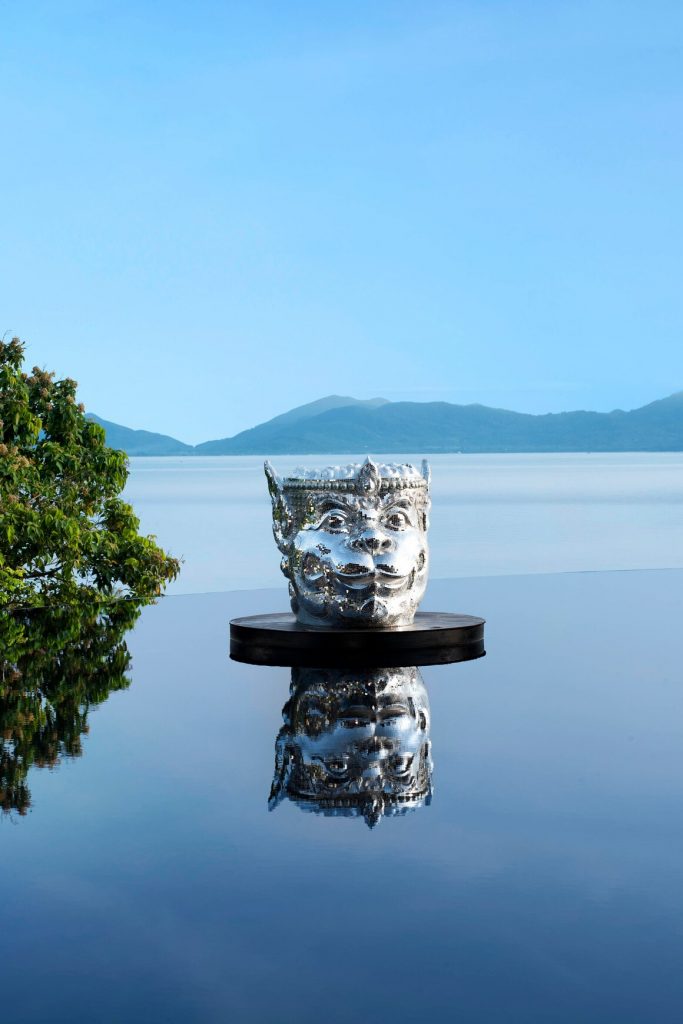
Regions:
[[264, 457, 431, 627], [269, 665, 433, 828]]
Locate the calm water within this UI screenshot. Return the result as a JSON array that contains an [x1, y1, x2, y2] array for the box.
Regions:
[[4, 454, 682, 1020], [2, 570, 683, 1022], [124, 453, 683, 593]]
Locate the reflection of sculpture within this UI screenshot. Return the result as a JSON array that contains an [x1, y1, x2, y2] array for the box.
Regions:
[[265, 458, 431, 627], [269, 665, 433, 828], [0, 600, 141, 816]]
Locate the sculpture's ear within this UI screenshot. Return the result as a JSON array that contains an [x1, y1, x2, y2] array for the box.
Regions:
[[264, 460, 292, 554], [420, 459, 432, 532], [264, 459, 280, 493], [268, 729, 294, 811], [423, 741, 434, 807]]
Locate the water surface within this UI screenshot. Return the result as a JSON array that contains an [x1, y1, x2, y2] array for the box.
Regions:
[[124, 452, 683, 593], [2, 571, 683, 1022]]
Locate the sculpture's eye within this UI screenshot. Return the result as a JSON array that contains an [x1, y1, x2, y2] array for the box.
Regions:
[[323, 756, 349, 776], [320, 510, 349, 532], [303, 705, 329, 736], [384, 509, 410, 531], [388, 754, 413, 777], [378, 703, 410, 722]]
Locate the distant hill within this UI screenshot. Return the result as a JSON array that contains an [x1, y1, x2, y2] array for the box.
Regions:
[[194, 395, 389, 455], [87, 415, 192, 456], [89, 392, 683, 455], [196, 391, 683, 455]]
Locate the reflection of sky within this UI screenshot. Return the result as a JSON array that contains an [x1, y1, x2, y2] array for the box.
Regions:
[[2, 570, 683, 1022]]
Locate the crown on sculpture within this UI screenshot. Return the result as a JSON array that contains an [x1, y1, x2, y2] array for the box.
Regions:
[[279, 458, 430, 494], [265, 457, 431, 628], [280, 756, 433, 829]]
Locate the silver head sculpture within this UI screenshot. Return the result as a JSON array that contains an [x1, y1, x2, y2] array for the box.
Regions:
[[269, 665, 433, 828], [264, 457, 431, 628]]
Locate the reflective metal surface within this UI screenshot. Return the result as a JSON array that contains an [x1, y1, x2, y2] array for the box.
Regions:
[[264, 456, 431, 626], [269, 665, 432, 827]]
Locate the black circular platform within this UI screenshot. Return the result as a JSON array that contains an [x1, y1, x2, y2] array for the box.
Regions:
[[230, 611, 485, 667]]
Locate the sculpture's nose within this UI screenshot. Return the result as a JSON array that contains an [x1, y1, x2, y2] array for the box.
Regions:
[[351, 528, 393, 555]]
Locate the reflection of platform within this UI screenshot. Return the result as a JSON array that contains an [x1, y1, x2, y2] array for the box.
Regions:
[[230, 612, 485, 667]]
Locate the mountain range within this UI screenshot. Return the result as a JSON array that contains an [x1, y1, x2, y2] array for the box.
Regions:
[[88, 392, 683, 456]]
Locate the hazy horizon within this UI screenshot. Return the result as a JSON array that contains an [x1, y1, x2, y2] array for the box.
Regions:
[[94, 387, 683, 444], [123, 452, 683, 593]]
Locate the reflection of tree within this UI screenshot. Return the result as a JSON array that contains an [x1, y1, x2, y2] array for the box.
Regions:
[[270, 666, 433, 828], [0, 600, 142, 815]]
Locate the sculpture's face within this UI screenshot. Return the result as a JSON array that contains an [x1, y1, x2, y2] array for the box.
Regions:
[[266, 459, 430, 627], [289, 489, 428, 626], [269, 666, 432, 827]]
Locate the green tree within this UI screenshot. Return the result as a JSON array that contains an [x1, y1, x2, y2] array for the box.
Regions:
[[0, 338, 180, 609]]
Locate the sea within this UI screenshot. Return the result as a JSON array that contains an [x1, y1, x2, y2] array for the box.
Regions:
[[5, 453, 683, 1021], [123, 452, 683, 595]]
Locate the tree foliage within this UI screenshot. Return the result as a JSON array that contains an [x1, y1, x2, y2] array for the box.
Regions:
[[0, 338, 180, 609]]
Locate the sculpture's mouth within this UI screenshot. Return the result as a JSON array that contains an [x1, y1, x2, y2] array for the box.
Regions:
[[335, 564, 415, 593], [299, 553, 427, 608], [337, 703, 412, 723]]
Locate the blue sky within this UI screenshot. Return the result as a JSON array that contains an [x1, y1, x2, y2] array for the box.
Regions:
[[2, 1, 682, 443]]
